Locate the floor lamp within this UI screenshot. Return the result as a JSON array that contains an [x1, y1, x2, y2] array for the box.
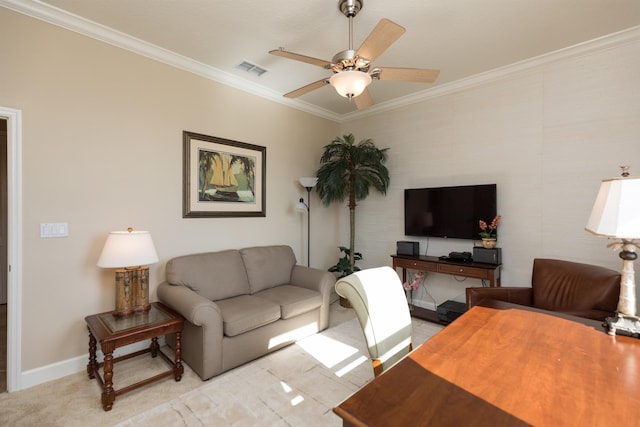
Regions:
[[296, 177, 318, 267], [586, 166, 640, 337]]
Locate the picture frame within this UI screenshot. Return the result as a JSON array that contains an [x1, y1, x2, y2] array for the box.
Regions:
[[183, 131, 266, 218]]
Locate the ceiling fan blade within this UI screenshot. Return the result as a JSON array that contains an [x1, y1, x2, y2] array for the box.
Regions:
[[354, 88, 374, 110], [283, 79, 329, 98], [269, 49, 332, 69], [376, 67, 440, 83], [355, 18, 406, 62]]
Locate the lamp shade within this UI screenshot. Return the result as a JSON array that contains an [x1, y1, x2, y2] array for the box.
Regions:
[[97, 229, 159, 268], [586, 176, 640, 239], [299, 177, 318, 188], [329, 70, 372, 98]]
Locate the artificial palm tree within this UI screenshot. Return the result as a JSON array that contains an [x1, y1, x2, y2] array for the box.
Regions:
[[316, 133, 390, 275]]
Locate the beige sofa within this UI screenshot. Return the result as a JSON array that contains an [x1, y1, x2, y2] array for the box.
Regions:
[[157, 245, 336, 380]]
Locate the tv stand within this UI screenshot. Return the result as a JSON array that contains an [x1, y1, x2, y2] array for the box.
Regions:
[[391, 254, 502, 323]]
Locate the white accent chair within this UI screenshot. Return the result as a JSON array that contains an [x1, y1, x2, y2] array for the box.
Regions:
[[335, 266, 413, 377]]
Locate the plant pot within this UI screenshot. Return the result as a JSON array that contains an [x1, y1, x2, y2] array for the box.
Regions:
[[482, 238, 497, 249]]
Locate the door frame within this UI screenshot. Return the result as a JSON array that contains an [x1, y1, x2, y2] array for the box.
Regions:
[[1, 107, 22, 392]]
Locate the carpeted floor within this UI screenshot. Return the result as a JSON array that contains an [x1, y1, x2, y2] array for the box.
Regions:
[[0, 302, 443, 426]]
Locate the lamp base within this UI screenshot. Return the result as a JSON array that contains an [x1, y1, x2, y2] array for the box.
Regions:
[[112, 305, 151, 317], [606, 313, 640, 338], [113, 266, 151, 317], [112, 308, 135, 317]]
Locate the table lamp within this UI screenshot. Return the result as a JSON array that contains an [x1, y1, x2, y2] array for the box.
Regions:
[[97, 228, 159, 316], [586, 166, 640, 336]]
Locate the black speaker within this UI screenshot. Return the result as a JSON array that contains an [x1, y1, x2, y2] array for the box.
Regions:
[[473, 247, 502, 264], [397, 241, 419, 256]]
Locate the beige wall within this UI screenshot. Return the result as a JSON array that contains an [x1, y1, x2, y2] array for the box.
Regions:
[[0, 9, 340, 372], [2, 6, 640, 384], [342, 38, 640, 308]]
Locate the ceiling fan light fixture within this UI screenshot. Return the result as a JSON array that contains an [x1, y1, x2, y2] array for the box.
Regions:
[[329, 70, 372, 99]]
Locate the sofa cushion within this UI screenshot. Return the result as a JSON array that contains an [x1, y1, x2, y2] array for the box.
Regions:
[[240, 245, 297, 293], [254, 285, 323, 319], [215, 295, 281, 337], [166, 250, 251, 301]]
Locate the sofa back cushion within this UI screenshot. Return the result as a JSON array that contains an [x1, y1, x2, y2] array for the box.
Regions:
[[240, 245, 296, 293], [166, 250, 251, 301]]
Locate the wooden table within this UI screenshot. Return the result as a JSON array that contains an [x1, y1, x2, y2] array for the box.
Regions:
[[392, 254, 502, 323], [85, 302, 184, 411], [392, 254, 501, 287], [334, 303, 640, 426]]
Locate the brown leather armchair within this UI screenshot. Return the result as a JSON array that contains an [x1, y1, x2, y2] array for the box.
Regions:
[[466, 258, 620, 321]]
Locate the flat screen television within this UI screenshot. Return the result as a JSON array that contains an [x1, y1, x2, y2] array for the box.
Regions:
[[404, 184, 497, 240]]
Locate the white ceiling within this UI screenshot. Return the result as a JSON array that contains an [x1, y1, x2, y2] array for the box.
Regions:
[[4, 0, 640, 120]]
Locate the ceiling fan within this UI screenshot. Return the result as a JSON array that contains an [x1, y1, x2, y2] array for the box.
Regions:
[[269, 0, 439, 110]]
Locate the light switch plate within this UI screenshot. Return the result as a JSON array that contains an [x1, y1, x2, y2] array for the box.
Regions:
[[40, 222, 69, 238]]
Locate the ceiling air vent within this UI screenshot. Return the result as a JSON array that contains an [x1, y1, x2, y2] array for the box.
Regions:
[[237, 61, 268, 77]]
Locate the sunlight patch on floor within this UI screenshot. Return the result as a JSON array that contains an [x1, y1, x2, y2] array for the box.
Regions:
[[296, 333, 360, 369], [280, 381, 292, 393], [290, 395, 304, 406], [280, 380, 305, 406], [268, 322, 318, 348], [335, 355, 368, 377]]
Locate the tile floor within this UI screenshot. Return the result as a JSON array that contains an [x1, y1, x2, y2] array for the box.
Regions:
[[0, 302, 443, 426]]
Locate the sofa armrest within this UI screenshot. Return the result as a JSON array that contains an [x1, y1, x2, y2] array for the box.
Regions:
[[290, 265, 336, 330], [158, 281, 225, 379], [466, 286, 533, 310], [157, 281, 222, 327], [291, 265, 335, 293]]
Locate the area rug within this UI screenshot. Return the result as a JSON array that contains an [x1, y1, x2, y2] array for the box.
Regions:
[[115, 312, 443, 427]]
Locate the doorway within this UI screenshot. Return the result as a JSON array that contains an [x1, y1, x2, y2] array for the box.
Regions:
[[1, 118, 6, 392], [0, 107, 22, 393]]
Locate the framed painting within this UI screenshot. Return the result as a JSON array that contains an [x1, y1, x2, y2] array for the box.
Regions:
[[183, 131, 266, 218]]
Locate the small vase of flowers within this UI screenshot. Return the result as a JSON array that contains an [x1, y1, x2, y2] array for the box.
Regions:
[[402, 270, 424, 309], [479, 215, 501, 248]]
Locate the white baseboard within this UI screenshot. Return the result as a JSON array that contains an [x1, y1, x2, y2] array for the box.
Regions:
[[19, 338, 165, 391]]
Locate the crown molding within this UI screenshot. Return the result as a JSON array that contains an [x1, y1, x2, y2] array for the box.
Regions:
[[342, 25, 640, 121], [0, 0, 343, 122], [3, 0, 639, 123]]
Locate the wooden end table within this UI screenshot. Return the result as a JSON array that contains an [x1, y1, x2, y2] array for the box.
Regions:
[[85, 302, 184, 411]]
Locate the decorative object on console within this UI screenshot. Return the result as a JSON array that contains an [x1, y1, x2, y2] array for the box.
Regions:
[[402, 270, 424, 308], [97, 228, 159, 316], [586, 166, 640, 337], [479, 215, 501, 248], [296, 176, 318, 267], [316, 133, 389, 276], [481, 238, 497, 249]]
